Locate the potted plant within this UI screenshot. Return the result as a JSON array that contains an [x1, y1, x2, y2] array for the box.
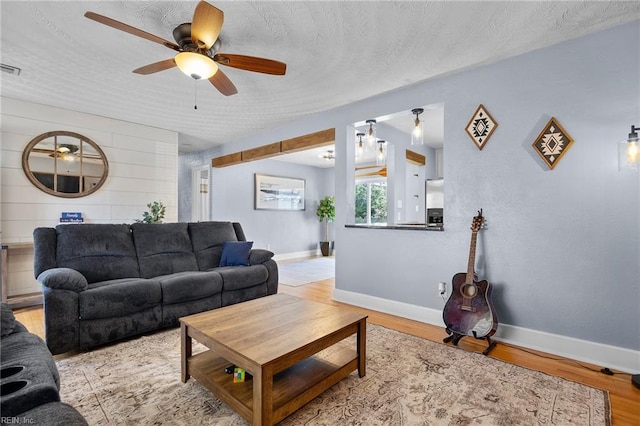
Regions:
[[136, 201, 166, 223], [316, 196, 335, 256]]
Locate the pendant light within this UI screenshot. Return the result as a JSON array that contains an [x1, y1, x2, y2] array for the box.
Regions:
[[355, 132, 365, 159], [366, 119, 377, 151], [619, 125, 639, 171], [411, 108, 424, 146], [376, 140, 387, 166], [322, 150, 335, 160]]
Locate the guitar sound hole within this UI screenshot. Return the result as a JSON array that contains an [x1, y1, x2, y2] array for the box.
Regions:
[[462, 284, 477, 298]]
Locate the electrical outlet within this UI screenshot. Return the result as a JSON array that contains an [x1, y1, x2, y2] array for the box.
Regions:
[[438, 282, 446, 296]]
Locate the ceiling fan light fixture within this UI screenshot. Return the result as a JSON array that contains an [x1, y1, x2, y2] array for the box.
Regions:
[[175, 52, 218, 80], [56, 144, 78, 154]]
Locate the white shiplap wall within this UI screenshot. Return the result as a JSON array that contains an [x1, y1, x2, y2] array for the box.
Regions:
[[0, 97, 178, 296]]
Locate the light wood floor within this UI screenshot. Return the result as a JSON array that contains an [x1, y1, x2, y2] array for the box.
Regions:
[[14, 271, 639, 425]]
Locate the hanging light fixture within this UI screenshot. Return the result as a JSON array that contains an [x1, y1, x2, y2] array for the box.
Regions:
[[174, 52, 219, 109], [365, 119, 377, 151], [411, 108, 425, 146], [54, 144, 78, 162], [321, 150, 335, 160], [174, 52, 219, 80], [376, 140, 387, 166], [619, 125, 639, 171], [355, 132, 365, 159]]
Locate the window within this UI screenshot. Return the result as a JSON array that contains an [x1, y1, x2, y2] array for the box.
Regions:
[[355, 180, 387, 225]]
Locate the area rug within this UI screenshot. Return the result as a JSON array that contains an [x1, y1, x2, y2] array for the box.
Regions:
[[278, 257, 335, 286], [56, 324, 610, 425]]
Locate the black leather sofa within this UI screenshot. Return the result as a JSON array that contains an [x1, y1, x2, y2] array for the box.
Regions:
[[33, 221, 278, 355]]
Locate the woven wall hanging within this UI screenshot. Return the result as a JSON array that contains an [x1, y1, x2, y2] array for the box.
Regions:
[[532, 117, 574, 169], [465, 104, 498, 150]]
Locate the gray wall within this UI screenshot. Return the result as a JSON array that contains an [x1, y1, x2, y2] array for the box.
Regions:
[[335, 21, 639, 350], [178, 21, 639, 351], [210, 159, 335, 254], [179, 149, 335, 254]]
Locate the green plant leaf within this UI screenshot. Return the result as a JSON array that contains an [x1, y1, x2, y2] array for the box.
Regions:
[[136, 201, 166, 223]]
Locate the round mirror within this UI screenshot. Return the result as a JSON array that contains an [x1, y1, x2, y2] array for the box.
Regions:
[[22, 131, 109, 198]]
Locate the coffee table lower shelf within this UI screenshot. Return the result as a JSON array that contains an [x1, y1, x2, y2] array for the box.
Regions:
[[188, 346, 359, 424]]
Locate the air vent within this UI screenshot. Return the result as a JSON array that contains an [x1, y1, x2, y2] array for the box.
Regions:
[[1, 64, 21, 76]]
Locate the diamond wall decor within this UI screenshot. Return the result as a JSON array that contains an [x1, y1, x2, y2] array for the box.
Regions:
[[532, 117, 574, 170], [465, 104, 498, 150]]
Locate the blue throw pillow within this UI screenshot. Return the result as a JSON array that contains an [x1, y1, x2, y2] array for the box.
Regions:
[[219, 241, 253, 267]]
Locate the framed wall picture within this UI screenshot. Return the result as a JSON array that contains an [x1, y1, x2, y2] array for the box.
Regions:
[[465, 104, 498, 150], [254, 174, 305, 211], [532, 117, 574, 169]]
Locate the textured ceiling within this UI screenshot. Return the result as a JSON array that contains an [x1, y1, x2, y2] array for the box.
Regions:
[[1, 1, 639, 154]]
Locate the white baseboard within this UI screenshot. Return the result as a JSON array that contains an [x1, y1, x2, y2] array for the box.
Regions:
[[333, 288, 640, 374], [273, 250, 318, 261]]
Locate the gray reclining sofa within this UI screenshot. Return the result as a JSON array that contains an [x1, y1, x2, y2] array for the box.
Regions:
[[33, 221, 278, 355], [1, 302, 88, 424]]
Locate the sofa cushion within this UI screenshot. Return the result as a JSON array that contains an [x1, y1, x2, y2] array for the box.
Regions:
[[188, 221, 239, 270], [132, 223, 198, 278], [220, 241, 253, 267], [161, 297, 222, 328], [79, 279, 161, 320], [156, 271, 223, 305], [217, 265, 268, 291], [55, 224, 140, 283]]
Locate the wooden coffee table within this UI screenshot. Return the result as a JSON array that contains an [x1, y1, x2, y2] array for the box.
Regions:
[[180, 293, 367, 425]]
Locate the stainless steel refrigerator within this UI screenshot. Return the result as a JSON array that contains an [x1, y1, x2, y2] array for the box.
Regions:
[[426, 179, 444, 227]]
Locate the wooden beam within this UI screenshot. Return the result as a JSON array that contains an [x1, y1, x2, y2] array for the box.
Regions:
[[281, 128, 335, 153], [406, 149, 426, 166], [212, 152, 242, 168], [211, 128, 336, 167], [242, 142, 282, 162]]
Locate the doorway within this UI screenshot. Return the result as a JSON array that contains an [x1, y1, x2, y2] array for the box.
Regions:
[[191, 167, 210, 222]]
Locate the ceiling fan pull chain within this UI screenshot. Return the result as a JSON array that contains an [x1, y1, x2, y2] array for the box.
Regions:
[[194, 78, 198, 110]]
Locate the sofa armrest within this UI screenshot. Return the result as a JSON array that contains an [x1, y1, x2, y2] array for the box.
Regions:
[[37, 268, 88, 292], [1, 302, 16, 336], [249, 249, 274, 265]]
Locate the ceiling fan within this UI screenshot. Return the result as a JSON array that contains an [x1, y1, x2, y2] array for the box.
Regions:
[[84, 1, 286, 96]]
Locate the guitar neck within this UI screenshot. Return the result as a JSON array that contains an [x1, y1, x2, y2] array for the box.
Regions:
[[466, 231, 478, 283]]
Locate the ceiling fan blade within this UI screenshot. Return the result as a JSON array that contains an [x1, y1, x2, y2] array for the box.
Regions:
[[133, 59, 177, 75], [191, 1, 224, 50], [84, 11, 180, 51], [214, 54, 286, 75], [209, 69, 237, 96]]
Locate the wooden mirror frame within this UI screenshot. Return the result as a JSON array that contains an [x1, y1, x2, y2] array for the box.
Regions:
[[21, 131, 109, 198]]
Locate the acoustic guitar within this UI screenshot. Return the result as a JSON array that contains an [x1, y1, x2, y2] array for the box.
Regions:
[[443, 209, 498, 351]]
